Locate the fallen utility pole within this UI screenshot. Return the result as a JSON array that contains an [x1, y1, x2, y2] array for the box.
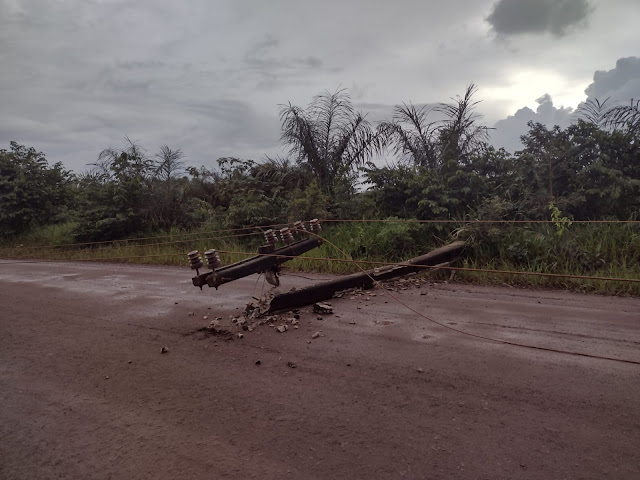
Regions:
[[266, 241, 465, 313], [190, 220, 324, 290]]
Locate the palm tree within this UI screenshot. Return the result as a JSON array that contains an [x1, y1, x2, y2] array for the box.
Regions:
[[378, 103, 440, 169], [154, 145, 184, 183], [253, 157, 309, 192], [151, 146, 185, 229], [278, 88, 384, 194], [436, 84, 491, 166], [378, 84, 490, 171]]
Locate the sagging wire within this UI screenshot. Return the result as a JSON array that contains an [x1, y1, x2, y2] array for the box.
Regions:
[[319, 219, 640, 224], [198, 250, 640, 285], [4, 218, 638, 253], [0, 222, 289, 252], [1, 231, 264, 259], [302, 230, 640, 367]]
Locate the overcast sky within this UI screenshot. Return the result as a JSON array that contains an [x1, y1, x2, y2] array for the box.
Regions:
[[1, 0, 639, 172]]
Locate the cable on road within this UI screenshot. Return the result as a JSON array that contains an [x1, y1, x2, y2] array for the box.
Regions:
[[304, 230, 640, 367]]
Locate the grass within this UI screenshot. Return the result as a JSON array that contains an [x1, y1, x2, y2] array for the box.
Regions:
[[1, 220, 639, 296]]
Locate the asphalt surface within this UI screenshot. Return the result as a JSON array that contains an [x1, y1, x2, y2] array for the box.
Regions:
[[1, 261, 639, 479]]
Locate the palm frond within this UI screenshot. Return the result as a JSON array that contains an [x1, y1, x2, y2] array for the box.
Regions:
[[309, 88, 355, 159], [577, 97, 611, 127], [436, 83, 491, 159], [278, 103, 320, 166], [604, 99, 640, 134], [378, 102, 439, 168]]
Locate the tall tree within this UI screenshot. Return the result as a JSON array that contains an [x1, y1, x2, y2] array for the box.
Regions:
[[0, 142, 73, 237], [73, 138, 154, 241], [436, 84, 491, 168], [150, 146, 186, 229]]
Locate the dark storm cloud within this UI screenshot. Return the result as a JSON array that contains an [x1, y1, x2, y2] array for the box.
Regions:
[[487, 0, 592, 36], [585, 57, 640, 101], [491, 56, 640, 152], [492, 94, 574, 152]]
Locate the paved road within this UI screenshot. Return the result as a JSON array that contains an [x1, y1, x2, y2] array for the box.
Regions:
[[1, 261, 639, 479]]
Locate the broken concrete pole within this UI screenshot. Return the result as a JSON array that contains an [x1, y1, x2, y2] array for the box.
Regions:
[[267, 241, 464, 313]]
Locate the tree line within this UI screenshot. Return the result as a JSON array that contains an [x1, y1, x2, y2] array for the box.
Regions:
[[1, 85, 639, 242]]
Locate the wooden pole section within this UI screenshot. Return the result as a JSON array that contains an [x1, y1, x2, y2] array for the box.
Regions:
[[267, 241, 465, 312]]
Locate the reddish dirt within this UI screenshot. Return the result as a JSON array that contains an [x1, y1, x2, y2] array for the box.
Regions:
[[1, 261, 639, 479]]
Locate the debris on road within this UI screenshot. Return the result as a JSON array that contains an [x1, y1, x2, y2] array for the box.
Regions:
[[161, 347, 169, 354], [186, 243, 463, 342], [313, 302, 333, 314], [312, 331, 321, 339], [287, 361, 297, 369]]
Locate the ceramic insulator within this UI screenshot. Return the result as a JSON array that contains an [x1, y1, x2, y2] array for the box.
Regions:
[[264, 229, 277, 245], [204, 249, 222, 270], [280, 227, 294, 244], [309, 219, 322, 234], [293, 220, 307, 236], [188, 250, 204, 270]]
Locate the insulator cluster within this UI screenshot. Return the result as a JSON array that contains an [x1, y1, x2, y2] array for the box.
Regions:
[[280, 227, 294, 244], [204, 249, 222, 270], [264, 229, 277, 245], [187, 250, 204, 270]]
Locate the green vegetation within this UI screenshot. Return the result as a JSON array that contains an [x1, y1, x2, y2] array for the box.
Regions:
[[1, 85, 639, 295]]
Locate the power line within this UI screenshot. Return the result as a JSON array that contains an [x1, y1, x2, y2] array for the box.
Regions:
[[2, 217, 637, 252], [3, 248, 638, 285], [319, 218, 640, 224], [0, 223, 287, 252]]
